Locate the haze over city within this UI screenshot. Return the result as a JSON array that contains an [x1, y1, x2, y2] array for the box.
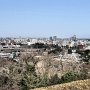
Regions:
[[0, 0, 90, 38]]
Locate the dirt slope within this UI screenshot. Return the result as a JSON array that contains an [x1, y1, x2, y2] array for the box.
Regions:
[[32, 79, 90, 90]]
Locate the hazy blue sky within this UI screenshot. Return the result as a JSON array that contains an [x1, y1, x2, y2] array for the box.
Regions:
[[0, 0, 90, 38]]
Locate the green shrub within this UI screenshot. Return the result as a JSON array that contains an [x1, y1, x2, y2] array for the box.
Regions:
[[19, 63, 49, 89], [60, 72, 81, 83]]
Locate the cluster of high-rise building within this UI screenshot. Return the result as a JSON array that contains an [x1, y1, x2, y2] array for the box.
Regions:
[[0, 35, 90, 49]]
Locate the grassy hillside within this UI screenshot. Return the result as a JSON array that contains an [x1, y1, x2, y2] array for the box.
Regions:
[[32, 79, 90, 90]]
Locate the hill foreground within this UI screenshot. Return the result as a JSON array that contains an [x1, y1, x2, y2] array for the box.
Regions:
[[32, 79, 90, 90]]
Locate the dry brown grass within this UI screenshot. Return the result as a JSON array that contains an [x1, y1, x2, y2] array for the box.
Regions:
[[32, 79, 90, 90]]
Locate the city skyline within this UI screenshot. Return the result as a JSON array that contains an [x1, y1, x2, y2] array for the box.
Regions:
[[0, 0, 90, 38]]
